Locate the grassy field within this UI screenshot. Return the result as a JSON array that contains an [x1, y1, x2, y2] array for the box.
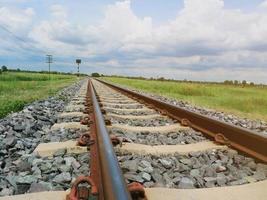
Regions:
[[102, 77, 267, 121], [0, 71, 78, 118]]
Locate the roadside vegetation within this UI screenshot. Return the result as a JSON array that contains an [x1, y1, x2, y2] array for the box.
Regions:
[[102, 76, 267, 121], [0, 70, 78, 118]]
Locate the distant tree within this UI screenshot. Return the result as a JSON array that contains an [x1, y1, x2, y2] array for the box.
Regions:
[[0, 69, 2, 74], [1, 65, 7, 72], [158, 77, 165, 81], [224, 80, 234, 85], [242, 80, 247, 86], [91, 72, 100, 77], [17, 68, 21, 72], [234, 80, 239, 85], [249, 82, 255, 86]]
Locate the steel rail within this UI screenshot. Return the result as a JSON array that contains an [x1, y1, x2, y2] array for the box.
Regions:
[[89, 79, 132, 200], [97, 79, 267, 163]]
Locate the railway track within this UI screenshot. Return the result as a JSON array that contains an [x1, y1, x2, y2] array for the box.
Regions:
[[1, 78, 267, 200]]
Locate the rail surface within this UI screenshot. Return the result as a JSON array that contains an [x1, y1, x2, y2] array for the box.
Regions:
[[89, 80, 131, 200], [97, 79, 267, 163]]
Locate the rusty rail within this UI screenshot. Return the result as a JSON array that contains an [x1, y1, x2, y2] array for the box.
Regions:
[[97, 79, 267, 163], [89, 79, 132, 200]]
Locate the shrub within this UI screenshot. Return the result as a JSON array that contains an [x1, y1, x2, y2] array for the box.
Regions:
[[1, 65, 7, 72], [91, 73, 100, 77]]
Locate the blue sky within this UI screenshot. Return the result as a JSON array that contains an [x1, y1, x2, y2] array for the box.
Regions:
[[1, 0, 267, 83]]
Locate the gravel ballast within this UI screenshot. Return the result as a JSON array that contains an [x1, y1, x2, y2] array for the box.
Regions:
[[104, 108, 157, 116], [110, 128, 207, 145], [0, 151, 89, 196], [41, 129, 86, 143], [103, 104, 144, 109], [107, 116, 176, 127], [0, 79, 89, 197], [117, 149, 267, 189]]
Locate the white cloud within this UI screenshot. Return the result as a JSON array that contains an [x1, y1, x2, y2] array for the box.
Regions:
[[50, 4, 67, 19], [56, 0, 266, 62], [0, 6, 35, 32], [260, 0, 267, 9], [1, 0, 267, 83]]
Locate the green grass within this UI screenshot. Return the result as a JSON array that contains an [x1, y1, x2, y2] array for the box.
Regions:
[[101, 77, 267, 121], [0, 71, 78, 118]]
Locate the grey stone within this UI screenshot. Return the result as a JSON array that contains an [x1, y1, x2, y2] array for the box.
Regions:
[[53, 172, 72, 183], [142, 166, 154, 173], [256, 163, 267, 175], [124, 172, 144, 183], [189, 152, 201, 157], [143, 182, 154, 187], [17, 183, 31, 194], [180, 158, 192, 166], [17, 161, 31, 172], [227, 149, 238, 158], [64, 157, 75, 167], [253, 171, 266, 181], [247, 161, 257, 170], [163, 173, 174, 187], [71, 159, 81, 170], [53, 148, 66, 157], [190, 169, 200, 177], [52, 184, 64, 191], [178, 164, 190, 172], [4, 136, 17, 147], [59, 165, 71, 172], [15, 141, 24, 149], [229, 179, 248, 186], [141, 172, 151, 181], [13, 124, 24, 131], [38, 116, 50, 122], [216, 176, 227, 186], [29, 182, 52, 193], [159, 159, 172, 169], [151, 170, 164, 183], [40, 162, 52, 172], [0, 188, 14, 196], [54, 156, 64, 165], [17, 175, 37, 184], [204, 177, 217, 187], [215, 165, 227, 173], [204, 166, 216, 177], [32, 167, 42, 178], [32, 159, 43, 166], [178, 177, 195, 189], [121, 160, 138, 172], [5, 176, 17, 189], [140, 160, 152, 168], [172, 176, 181, 184]]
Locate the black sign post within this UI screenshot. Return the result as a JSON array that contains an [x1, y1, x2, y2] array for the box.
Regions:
[[76, 59, 81, 77]]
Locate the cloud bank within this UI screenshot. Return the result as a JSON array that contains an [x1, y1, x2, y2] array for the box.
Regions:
[[1, 0, 267, 83]]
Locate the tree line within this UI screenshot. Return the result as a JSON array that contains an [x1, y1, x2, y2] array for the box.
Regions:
[[0, 66, 87, 76], [105, 74, 266, 87]]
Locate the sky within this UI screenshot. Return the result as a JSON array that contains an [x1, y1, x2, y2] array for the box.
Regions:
[[0, 0, 267, 83]]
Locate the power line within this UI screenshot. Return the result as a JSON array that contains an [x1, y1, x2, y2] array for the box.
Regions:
[[0, 24, 45, 54]]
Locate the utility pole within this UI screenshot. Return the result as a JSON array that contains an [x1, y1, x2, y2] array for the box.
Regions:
[[76, 59, 81, 77], [46, 55, 53, 80]]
